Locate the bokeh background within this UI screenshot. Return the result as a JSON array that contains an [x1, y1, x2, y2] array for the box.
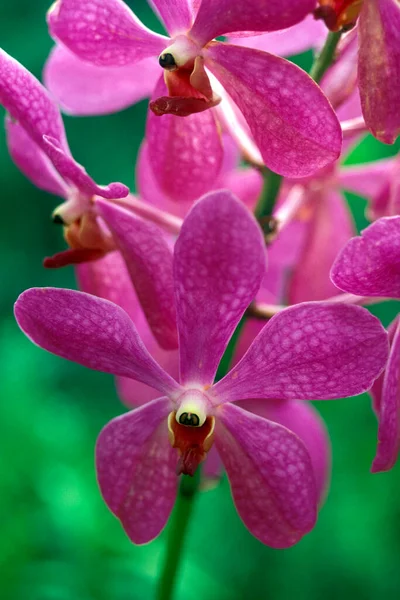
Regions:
[[1, 2, 400, 599]]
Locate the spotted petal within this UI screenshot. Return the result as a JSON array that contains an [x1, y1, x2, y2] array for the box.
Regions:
[[96, 397, 177, 544], [47, 0, 168, 66], [96, 199, 178, 350], [205, 43, 342, 178], [190, 0, 316, 46], [213, 303, 389, 402], [372, 317, 400, 473], [14, 288, 181, 396], [215, 403, 317, 548], [174, 190, 266, 386], [239, 399, 330, 504], [146, 75, 223, 202], [358, 0, 400, 144], [44, 45, 159, 115], [331, 217, 400, 298]]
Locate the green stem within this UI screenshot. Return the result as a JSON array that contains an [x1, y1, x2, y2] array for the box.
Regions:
[[156, 469, 200, 600], [309, 31, 342, 84], [254, 167, 283, 222]]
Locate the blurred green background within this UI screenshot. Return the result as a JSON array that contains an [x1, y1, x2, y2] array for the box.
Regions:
[[1, 2, 400, 599]]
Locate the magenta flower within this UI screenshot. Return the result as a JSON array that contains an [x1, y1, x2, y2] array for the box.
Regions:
[[331, 217, 400, 472], [316, 0, 400, 144], [44, 0, 342, 203], [15, 191, 388, 546], [0, 48, 129, 258]]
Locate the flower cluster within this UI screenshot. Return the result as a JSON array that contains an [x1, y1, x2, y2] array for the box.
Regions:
[[1, 0, 399, 551]]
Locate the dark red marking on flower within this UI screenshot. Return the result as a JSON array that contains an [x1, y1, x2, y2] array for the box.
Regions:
[[43, 248, 107, 268], [314, 0, 363, 31], [168, 412, 215, 476], [151, 56, 220, 117]]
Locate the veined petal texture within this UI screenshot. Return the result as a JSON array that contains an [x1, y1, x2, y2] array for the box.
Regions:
[[148, 0, 194, 36], [331, 217, 400, 298], [47, 0, 168, 66], [213, 302, 389, 402], [174, 191, 266, 386], [96, 398, 177, 543], [215, 403, 317, 548], [206, 44, 342, 178], [14, 288, 181, 396]]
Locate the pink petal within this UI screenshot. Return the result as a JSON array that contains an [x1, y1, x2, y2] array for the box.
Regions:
[[96, 398, 178, 543], [338, 159, 394, 201], [174, 191, 266, 386], [205, 43, 342, 178], [146, 75, 223, 202], [42, 135, 129, 199], [372, 317, 400, 472], [358, 0, 400, 144], [288, 191, 356, 303], [213, 302, 389, 402], [75, 251, 139, 320], [14, 288, 181, 396], [47, 0, 168, 66], [238, 400, 330, 504], [190, 0, 316, 46], [148, 0, 193, 36], [96, 199, 178, 350], [229, 15, 326, 57], [321, 35, 358, 110], [44, 45, 159, 115], [371, 317, 399, 415], [0, 49, 69, 153], [0, 50, 128, 200], [331, 217, 400, 298], [222, 167, 262, 211], [215, 403, 317, 548], [5, 117, 69, 197]]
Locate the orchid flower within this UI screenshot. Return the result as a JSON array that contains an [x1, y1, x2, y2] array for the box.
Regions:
[[0, 49, 129, 266], [315, 0, 400, 144], [15, 191, 389, 546], [331, 216, 400, 472], [44, 0, 342, 204]]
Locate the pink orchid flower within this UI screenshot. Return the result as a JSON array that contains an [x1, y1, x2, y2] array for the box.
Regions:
[[316, 0, 400, 144], [0, 49, 129, 265], [331, 216, 400, 472], [15, 191, 389, 546], [44, 0, 342, 203]]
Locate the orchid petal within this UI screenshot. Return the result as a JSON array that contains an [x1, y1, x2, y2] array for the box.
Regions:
[[338, 159, 394, 201], [213, 302, 389, 402], [75, 251, 139, 320], [190, 0, 316, 46], [288, 191, 356, 303], [14, 288, 181, 396], [96, 398, 177, 544], [372, 317, 400, 473], [5, 117, 69, 197], [239, 400, 330, 504], [148, 0, 193, 37], [229, 15, 326, 58], [174, 191, 266, 386], [206, 44, 342, 178], [215, 403, 317, 548], [44, 45, 159, 115], [371, 317, 399, 415], [358, 0, 400, 144], [0, 49, 68, 152], [331, 217, 400, 298], [146, 75, 223, 202], [47, 0, 168, 67], [42, 135, 129, 199], [96, 199, 178, 350]]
